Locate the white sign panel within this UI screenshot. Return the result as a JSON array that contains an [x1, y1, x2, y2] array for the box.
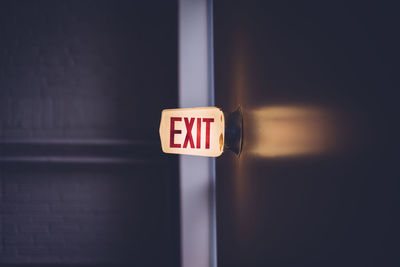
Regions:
[[159, 107, 225, 157]]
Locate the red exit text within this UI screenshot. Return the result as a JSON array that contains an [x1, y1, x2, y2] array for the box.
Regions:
[[170, 117, 214, 149]]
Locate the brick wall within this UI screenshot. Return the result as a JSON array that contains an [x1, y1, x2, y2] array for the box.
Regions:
[[0, 0, 179, 266], [1, 165, 177, 264]]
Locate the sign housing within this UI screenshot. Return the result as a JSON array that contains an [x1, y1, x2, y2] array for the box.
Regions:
[[159, 107, 225, 157]]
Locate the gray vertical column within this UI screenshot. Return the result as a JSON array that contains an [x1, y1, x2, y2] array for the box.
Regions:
[[178, 0, 216, 267]]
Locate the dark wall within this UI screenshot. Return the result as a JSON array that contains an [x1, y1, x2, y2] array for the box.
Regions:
[[0, 0, 179, 266], [214, 1, 399, 266]]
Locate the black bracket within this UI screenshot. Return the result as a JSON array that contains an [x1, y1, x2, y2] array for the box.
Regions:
[[224, 106, 243, 156]]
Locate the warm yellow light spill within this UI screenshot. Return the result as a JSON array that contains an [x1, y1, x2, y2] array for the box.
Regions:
[[248, 106, 340, 157]]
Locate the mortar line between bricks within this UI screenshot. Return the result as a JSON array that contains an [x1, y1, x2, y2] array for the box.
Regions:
[[1, 163, 4, 258]]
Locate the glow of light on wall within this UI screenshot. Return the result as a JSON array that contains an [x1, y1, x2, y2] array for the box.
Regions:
[[247, 106, 340, 157]]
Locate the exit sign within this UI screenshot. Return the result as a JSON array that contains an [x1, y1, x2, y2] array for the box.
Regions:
[[159, 107, 225, 157]]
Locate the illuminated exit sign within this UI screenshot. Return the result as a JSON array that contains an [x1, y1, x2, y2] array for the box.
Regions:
[[159, 107, 225, 157]]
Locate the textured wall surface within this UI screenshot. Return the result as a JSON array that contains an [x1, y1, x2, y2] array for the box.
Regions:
[[0, 0, 179, 266], [214, 1, 399, 267]]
